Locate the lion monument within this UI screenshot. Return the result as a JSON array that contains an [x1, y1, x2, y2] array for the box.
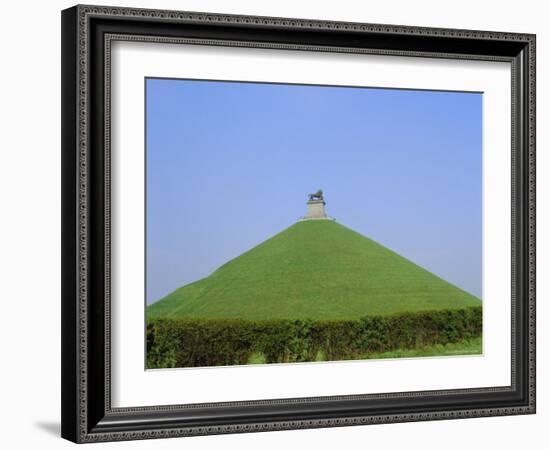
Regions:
[[308, 189, 324, 201]]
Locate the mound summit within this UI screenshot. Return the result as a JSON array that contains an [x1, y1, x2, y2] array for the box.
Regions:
[[148, 198, 480, 320]]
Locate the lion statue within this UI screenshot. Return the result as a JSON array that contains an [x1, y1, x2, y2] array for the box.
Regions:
[[308, 189, 324, 201]]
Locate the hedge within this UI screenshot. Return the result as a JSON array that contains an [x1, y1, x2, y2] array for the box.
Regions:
[[146, 306, 481, 368]]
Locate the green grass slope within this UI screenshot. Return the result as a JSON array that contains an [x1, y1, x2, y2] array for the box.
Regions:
[[148, 220, 480, 320]]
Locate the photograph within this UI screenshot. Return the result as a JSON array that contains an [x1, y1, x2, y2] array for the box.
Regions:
[[145, 78, 483, 369], [58, 4, 536, 443]]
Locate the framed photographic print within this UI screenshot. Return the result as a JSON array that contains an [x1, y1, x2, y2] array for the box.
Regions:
[[61, 4, 536, 443]]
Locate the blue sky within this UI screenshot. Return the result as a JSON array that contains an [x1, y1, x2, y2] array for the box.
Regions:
[[146, 78, 482, 304]]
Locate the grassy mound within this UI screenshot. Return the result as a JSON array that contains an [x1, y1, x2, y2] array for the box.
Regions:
[[148, 220, 480, 320]]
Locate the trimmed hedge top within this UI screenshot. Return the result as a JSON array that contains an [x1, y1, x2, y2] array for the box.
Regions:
[[147, 306, 482, 368]]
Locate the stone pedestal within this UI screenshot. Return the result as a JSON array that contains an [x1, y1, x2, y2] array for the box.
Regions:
[[304, 200, 329, 220]]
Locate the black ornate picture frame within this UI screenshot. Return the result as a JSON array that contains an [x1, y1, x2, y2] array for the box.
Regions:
[[61, 4, 536, 443]]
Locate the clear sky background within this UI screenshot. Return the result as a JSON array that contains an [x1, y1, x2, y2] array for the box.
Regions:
[[146, 78, 482, 304]]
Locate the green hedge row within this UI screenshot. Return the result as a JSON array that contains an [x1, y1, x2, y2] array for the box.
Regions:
[[146, 306, 482, 368]]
